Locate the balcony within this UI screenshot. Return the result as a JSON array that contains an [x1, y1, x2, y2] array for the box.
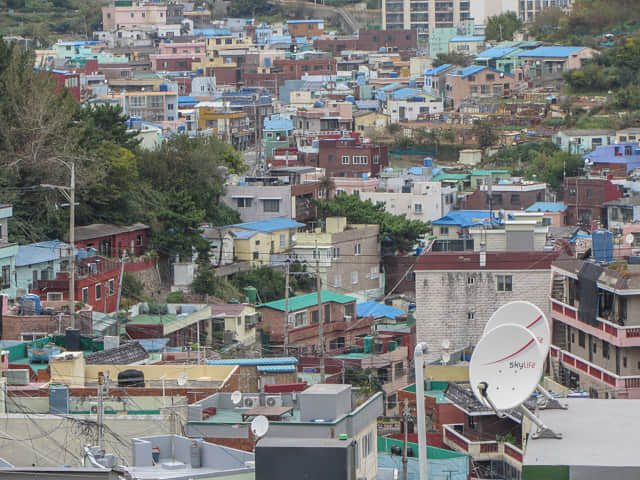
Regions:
[[442, 424, 522, 470], [550, 345, 640, 397], [550, 298, 640, 348]]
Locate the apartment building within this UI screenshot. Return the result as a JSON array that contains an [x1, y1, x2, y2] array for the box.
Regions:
[[518, 0, 574, 22], [291, 217, 382, 302], [382, 0, 472, 39], [549, 257, 640, 398], [93, 91, 179, 123]]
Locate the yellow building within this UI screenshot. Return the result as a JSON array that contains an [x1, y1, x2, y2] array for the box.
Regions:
[[224, 218, 304, 266], [211, 303, 259, 346], [353, 110, 389, 134]]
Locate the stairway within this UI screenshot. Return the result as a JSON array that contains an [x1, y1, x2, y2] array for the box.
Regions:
[[551, 276, 564, 301]]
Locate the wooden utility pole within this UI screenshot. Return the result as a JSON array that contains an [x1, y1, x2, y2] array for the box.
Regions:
[[316, 240, 325, 381]]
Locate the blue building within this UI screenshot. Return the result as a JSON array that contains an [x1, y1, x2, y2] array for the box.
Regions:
[[0, 205, 18, 298]]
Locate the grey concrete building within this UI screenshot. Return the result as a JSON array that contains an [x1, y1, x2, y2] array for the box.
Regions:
[[222, 183, 292, 223]]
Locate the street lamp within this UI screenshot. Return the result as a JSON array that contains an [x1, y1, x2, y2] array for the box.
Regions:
[[41, 160, 76, 328]]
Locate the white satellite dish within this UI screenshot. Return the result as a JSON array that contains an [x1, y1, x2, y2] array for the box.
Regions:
[[250, 415, 270, 438], [484, 301, 551, 356], [626, 233, 634, 245], [470, 323, 544, 411], [177, 373, 187, 386], [441, 339, 450, 350], [231, 390, 242, 405]]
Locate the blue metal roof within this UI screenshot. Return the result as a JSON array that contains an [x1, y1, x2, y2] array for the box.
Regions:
[[450, 36, 484, 42], [525, 202, 567, 213], [476, 46, 519, 59], [408, 166, 425, 175], [424, 64, 452, 76], [137, 338, 171, 352], [15, 240, 69, 267], [227, 217, 304, 233], [257, 365, 297, 373], [194, 28, 231, 36], [357, 301, 404, 320], [458, 65, 487, 78], [207, 357, 298, 366], [432, 210, 494, 228], [230, 230, 258, 240], [390, 87, 423, 100], [264, 117, 293, 131], [287, 19, 324, 24], [178, 95, 199, 106], [517, 46, 584, 58]]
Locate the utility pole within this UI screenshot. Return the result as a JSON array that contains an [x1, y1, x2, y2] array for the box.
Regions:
[[115, 249, 127, 337], [284, 259, 290, 356], [97, 371, 105, 448], [316, 240, 325, 381], [402, 398, 410, 480]]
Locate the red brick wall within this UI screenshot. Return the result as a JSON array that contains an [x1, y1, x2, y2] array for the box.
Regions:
[[462, 188, 544, 210], [74, 228, 149, 258], [287, 22, 324, 38], [357, 29, 417, 51], [317, 140, 388, 177], [2, 311, 92, 340], [397, 388, 465, 432]]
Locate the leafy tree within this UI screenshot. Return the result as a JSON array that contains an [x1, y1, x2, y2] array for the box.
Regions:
[[525, 150, 582, 192], [471, 119, 498, 149], [387, 123, 401, 135], [76, 104, 140, 151], [343, 365, 382, 394], [229, 266, 289, 303], [122, 273, 143, 300], [316, 193, 430, 252], [433, 52, 473, 67], [153, 190, 208, 260], [485, 12, 523, 42], [229, 0, 270, 17]]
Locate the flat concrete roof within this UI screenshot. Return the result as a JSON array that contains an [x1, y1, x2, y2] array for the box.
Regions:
[[524, 398, 640, 467]]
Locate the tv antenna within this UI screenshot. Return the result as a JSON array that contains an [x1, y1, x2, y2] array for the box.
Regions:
[[470, 323, 562, 439], [484, 301, 566, 410]]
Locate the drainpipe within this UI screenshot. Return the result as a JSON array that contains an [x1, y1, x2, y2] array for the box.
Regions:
[[414, 342, 429, 480]]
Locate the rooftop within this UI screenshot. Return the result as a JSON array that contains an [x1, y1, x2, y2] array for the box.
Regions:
[[84, 341, 148, 365], [517, 46, 585, 58], [449, 36, 485, 43], [257, 290, 356, 312], [226, 217, 304, 233], [207, 357, 297, 366], [71, 223, 149, 242], [424, 64, 453, 76], [356, 301, 404, 320], [431, 210, 492, 227], [416, 251, 561, 271], [476, 46, 519, 59], [524, 398, 640, 468], [526, 202, 567, 213], [15, 240, 71, 267]]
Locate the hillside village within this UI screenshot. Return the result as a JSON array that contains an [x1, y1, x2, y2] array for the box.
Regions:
[[2, 0, 640, 478]]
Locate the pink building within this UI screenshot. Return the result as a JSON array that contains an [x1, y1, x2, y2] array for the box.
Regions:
[[102, 4, 167, 30], [445, 66, 515, 110], [332, 177, 379, 196], [158, 42, 205, 55], [150, 53, 206, 72]]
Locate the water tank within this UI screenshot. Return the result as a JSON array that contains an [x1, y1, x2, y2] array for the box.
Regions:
[[388, 341, 397, 352], [423, 157, 433, 167], [346, 95, 355, 103], [409, 79, 416, 88], [50, 385, 69, 414], [243, 286, 258, 304], [363, 336, 373, 354], [592, 229, 613, 263], [159, 83, 168, 92], [389, 72, 398, 78], [21, 294, 41, 315], [66, 328, 81, 351], [118, 369, 145, 388], [390, 445, 402, 455]]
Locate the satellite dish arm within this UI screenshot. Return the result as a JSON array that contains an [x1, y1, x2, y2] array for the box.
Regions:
[[535, 384, 568, 410], [477, 382, 506, 418], [414, 343, 429, 480]]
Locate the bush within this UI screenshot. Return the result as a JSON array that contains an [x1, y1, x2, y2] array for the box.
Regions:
[[166, 291, 184, 303], [121, 273, 143, 300]]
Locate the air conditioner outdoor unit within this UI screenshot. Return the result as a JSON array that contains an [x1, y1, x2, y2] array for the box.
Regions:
[[265, 395, 282, 407], [242, 395, 260, 408]]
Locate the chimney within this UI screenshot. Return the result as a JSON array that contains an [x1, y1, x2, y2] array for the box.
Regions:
[[479, 251, 486, 268]]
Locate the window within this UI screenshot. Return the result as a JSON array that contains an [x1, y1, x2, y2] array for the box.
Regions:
[[394, 362, 404, 378], [467, 312, 475, 319], [387, 393, 397, 410], [236, 198, 252, 208], [603, 341, 610, 359], [467, 276, 474, 285], [625, 145, 633, 156], [440, 226, 449, 235], [592, 342, 597, 354], [370, 266, 379, 279], [352, 155, 368, 165], [311, 310, 319, 323], [263, 199, 280, 212], [341, 155, 350, 164], [108, 279, 115, 296], [362, 430, 373, 458], [569, 188, 576, 197], [2, 265, 10, 289], [373, 155, 379, 164], [511, 194, 521, 205], [497, 275, 513, 291], [253, 251, 259, 260], [136, 234, 143, 246], [414, 203, 423, 213], [82, 287, 89, 304], [47, 292, 63, 301], [332, 274, 342, 287], [293, 311, 307, 327], [486, 73, 495, 81], [332, 247, 340, 259], [355, 243, 361, 255], [351, 271, 358, 284], [95, 283, 102, 301], [279, 233, 286, 248], [624, 357, 628, 368], [578, 330, 586, 347]]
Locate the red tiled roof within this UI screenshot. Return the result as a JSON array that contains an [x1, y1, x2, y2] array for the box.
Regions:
[[415, 251, 561, 271]]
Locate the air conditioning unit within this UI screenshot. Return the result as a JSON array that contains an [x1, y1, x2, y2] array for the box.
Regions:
[[242, 395, 260, 408], [265, 395, 282, 407], [6, 369, 29, 386], [344, 315, 352, 322]]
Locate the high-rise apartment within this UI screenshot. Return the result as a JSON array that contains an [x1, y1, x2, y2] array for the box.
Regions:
[[382, 0, 472, 41]]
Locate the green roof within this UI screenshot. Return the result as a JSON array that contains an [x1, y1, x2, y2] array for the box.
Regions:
[[431, 173, 469, 181], [258, 290, 356, 312], [470, 169, 509, 176], [332, 352, 375, 359], [403, 381, 450, 404], [378, 437, 467, 459]]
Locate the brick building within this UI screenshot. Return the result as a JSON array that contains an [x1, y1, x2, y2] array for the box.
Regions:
[[299, 137, 388, 177], [71, 223, 149, 258], [285, 20, 325, 38], [445, 65, 515, 110], [563, 177, 622, 227], [256, 290, 373, 355], [414, 250, 560, 360], [357, 29, 418, 52], [462, 182, 548, 211]]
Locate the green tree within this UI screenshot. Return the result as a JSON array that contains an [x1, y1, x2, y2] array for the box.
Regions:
[[433, 52, 473, 67], [485, 12, 523, 42], [471, 119, 498, 149], [76, 104, 140, 151], [229, 0, 270, 17], [229, 266, 289, 303], [153, 190, 208, 260]]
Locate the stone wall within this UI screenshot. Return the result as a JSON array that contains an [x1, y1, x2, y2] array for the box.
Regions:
[[414, 269, 552, 359]]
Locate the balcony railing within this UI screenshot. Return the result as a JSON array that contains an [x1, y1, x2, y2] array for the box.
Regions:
[[550, 298, 640, 347], [442, 424, 522, 469], [550, 345, 640, 393]]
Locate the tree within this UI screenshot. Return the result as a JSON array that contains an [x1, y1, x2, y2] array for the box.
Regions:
[[433, 52, 473, 67], [471, 119, 498, 149], [318, 176, 335, 200], [229, 0, 270, 17], [229, 266, 289, 303], [153, 190, 208, 260], [485, 12, 523, 42], [76, 104, 140, 151]]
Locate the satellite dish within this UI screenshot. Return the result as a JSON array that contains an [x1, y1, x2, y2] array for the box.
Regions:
[[177, 373, 187, 386], [484, 301, 551, 356], [250, 415, 270, 438], [626, 233, 634, 245], [231, 390, 242, 405], [441, 339, 450, 350], [441, 352, 451, 364], [470, 323, 544, 411]]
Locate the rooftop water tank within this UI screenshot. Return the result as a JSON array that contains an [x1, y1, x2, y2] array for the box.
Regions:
[[592, 229, 613, 263]]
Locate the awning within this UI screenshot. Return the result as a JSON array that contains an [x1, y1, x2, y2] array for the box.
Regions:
[[259, 197, 282, 200], [231, 195, 255, 199]]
